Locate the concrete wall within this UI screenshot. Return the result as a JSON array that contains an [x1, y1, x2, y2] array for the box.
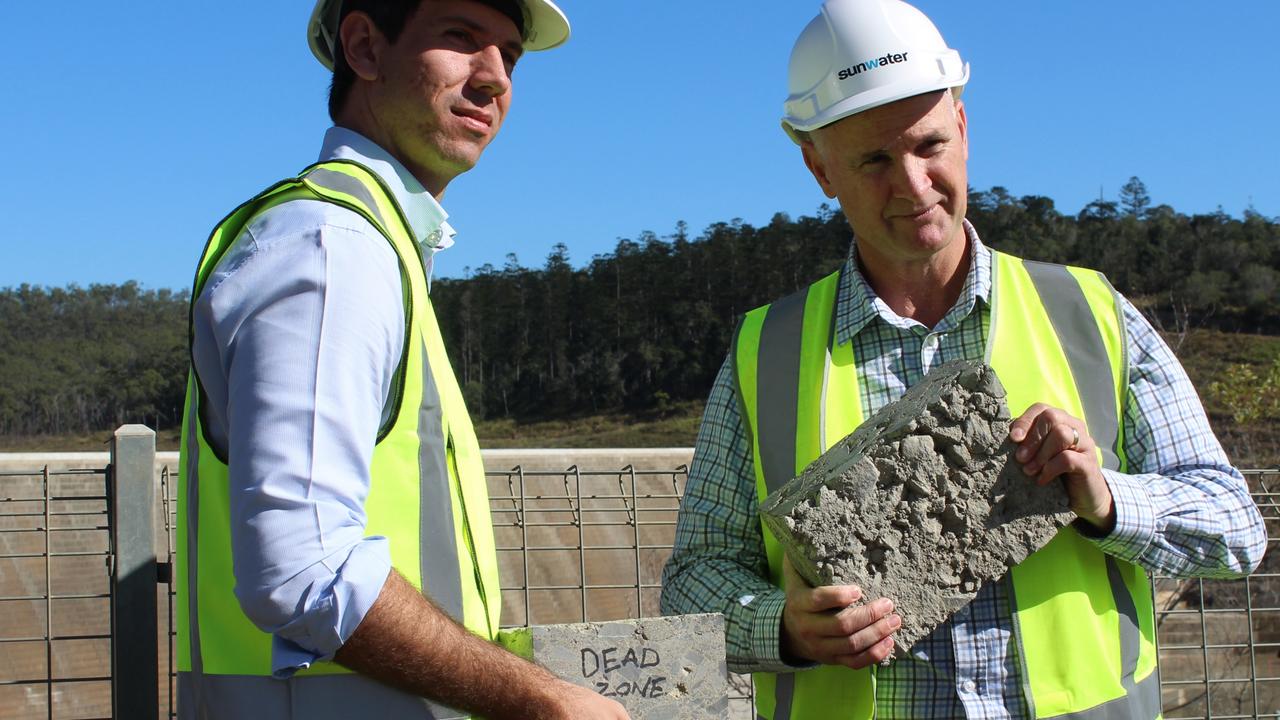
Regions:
[[0, 449, 695, 474]]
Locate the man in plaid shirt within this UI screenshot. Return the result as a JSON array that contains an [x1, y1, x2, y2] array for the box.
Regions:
[[660, 1, 1267, 718]]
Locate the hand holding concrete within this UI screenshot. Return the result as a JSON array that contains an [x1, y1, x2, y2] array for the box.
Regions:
[[1009, 403, 1115, 533], [780, 555, 899, 669]]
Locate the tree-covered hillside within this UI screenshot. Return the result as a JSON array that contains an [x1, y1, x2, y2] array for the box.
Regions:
[[432, 179, 1280, 421], [1, 179, 1277, 450], [0, 283, 188, 437]]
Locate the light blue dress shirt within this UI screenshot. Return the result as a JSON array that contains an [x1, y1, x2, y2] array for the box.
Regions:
[[191, 127, 456, 676]]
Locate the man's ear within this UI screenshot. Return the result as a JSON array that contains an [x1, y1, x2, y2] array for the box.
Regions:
[[339, 11, 386, 82], [801, 139, 838, 200]]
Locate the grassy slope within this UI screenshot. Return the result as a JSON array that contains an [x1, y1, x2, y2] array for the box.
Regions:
[[4, 330, 1277, 464], [473, 400, 705, 448], [0, 409, 706, 453], [1175, 330, 1280, 394], [1175, 330, 1280, 468]]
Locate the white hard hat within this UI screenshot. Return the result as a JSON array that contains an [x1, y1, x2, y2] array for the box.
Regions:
[[307, 0, 571, 71], [782, 0, 969, 143]]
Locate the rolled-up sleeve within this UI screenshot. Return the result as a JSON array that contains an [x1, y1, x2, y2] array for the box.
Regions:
[[1089, 298, 1266, 578], [191, 200, 406, 676]]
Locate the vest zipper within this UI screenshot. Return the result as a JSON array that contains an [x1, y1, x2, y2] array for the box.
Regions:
[[446, 434, 495, 639]]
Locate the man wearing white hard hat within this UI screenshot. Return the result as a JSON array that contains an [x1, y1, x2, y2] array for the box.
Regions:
[[177, 2, 628, 718], [662, 0, 1265, 718]]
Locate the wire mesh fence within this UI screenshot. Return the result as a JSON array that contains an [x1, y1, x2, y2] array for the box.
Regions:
[[1, 454, 1277, 718], [1155, 470, 1280, 719]]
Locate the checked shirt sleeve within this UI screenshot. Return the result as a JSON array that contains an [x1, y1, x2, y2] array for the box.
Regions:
[[660, 357, 799, 674], [1091, 297, 1266, 579]]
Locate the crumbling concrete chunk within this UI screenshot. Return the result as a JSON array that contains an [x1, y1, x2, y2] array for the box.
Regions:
[[759, 360, 1074, 658]]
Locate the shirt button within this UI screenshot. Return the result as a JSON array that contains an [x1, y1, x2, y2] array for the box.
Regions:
[[426, 229, 443, 247], [962, 679, 976, 693]]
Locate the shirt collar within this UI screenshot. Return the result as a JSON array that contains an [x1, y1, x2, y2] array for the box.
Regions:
[[834, 219, 992, 345], [318, 126, 458, 255]]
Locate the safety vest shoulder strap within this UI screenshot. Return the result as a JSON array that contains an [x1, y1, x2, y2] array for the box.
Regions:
[[734, 269, 846, 501], [294, 161, 500, 640], [988, 252, 1156, 718], [191, 159, 424, 300], [988, 250, 1128, 471], [732, 267, 876, 720], [188, 160, 425, 446]]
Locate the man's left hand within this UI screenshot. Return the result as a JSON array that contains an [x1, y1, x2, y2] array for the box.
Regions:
[[1008, 403, 1115, 533]]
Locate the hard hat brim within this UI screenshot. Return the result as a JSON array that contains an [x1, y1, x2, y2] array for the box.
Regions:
[[784, 64, 969, 143], [520, 0, 571, 52], [307, 0, 571, 71]]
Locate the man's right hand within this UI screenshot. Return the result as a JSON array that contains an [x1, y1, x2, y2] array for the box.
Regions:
[[543, 681, 630, 719], [780, 555, 900, 669], [336, 571, 633, 719]]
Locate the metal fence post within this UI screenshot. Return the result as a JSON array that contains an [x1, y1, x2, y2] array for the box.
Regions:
[[109, 424, 159, 720]]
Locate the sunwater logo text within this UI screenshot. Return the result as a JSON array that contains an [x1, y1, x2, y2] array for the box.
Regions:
[[838, 51, 909, 80]]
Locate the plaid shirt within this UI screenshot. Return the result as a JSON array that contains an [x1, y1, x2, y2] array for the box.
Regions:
[[660, 224, 1266, 719]]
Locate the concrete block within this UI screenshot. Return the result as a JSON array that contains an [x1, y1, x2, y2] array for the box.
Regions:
[[504, 614, 728, 718], [760, 360, 1074, 657]]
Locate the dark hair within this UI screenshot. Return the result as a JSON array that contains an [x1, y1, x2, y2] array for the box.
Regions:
[[328, 0, 425, 121], [327, 0, 526, 122]]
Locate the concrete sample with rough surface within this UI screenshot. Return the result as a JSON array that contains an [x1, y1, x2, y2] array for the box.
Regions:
[[504, 614, 729, 718], [760, 360, 1074, 657]]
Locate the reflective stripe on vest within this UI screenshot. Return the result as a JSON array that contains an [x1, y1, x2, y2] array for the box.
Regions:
[[733, 251, 1158, 720], [176, 161, 500, 719], [734, 272, 875, 720]]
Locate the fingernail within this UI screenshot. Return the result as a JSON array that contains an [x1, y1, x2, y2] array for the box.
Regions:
[[889, 614, 901, 629], [1016, 447, 1029, 461]]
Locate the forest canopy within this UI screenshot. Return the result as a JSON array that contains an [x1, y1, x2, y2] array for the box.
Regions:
[[1, 178, 1276, 438]]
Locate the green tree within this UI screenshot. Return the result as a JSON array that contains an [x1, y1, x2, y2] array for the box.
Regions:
[[1119, 176, 1151, 218]]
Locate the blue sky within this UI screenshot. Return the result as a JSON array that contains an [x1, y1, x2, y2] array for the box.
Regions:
[[2, 1, 1276, 290]]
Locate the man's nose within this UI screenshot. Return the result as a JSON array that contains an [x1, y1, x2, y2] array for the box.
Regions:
[[470, 44, 512, 98], [890, 155, 933, 200]]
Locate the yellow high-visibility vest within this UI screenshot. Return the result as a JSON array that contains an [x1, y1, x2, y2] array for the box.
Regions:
[[176, 161, 501, 719], [733, 250, 1160, 719]]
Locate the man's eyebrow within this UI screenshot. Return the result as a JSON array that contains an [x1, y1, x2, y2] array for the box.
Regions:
[[441, 15, 525, 59], [855, 130, 948, 163], [856, 147, 889, 164]]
